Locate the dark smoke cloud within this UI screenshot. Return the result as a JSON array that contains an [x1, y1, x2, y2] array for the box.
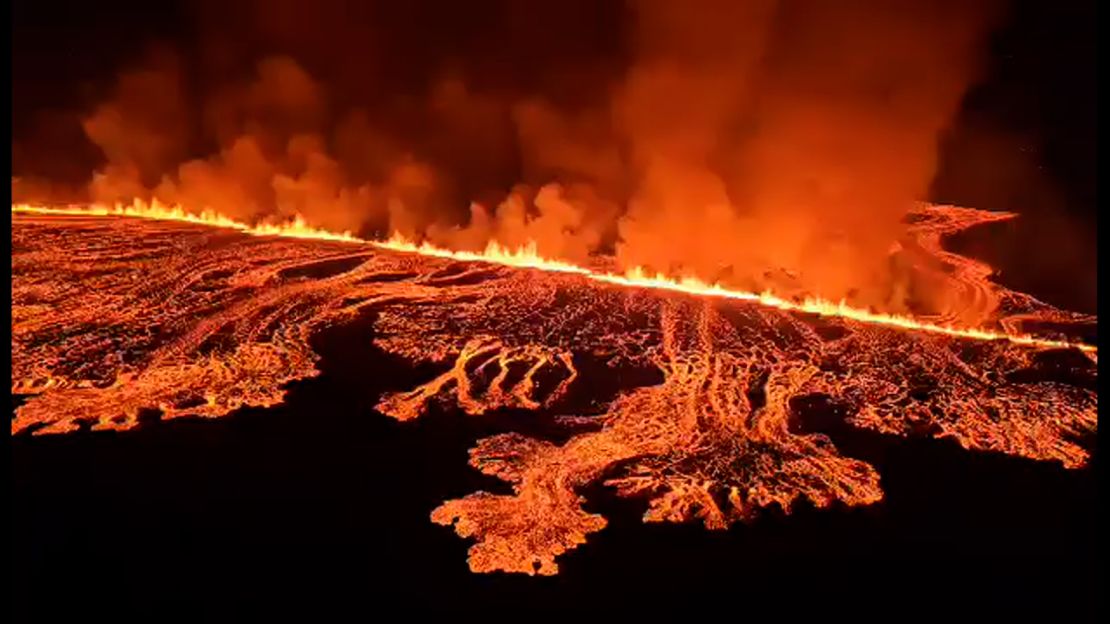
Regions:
[[14, 0, 1007, 309]]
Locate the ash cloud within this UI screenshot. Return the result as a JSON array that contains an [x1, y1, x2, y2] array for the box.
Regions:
[[13, 0, 1004, 308]]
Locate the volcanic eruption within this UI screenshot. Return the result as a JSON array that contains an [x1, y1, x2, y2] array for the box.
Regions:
[[11, 196, 1097, 574], [11, 0, 1097, 578]]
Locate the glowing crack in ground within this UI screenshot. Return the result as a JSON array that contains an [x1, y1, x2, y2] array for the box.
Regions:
[[11, 207, 1097, 575]]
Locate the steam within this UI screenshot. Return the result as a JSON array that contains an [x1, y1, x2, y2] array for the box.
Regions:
[[14, 0, 1002, 308], [610, 0, 1001, 306]]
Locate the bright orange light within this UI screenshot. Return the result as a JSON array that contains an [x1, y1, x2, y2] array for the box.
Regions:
[[11, 201, 1096, 355], [11, 198, 1098, 576], [12, 200, 362, 243]]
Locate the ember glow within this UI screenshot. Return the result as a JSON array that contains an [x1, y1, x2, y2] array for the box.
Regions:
[[11, 202, 1097, 354], [11, 203, 1098, 576], [12, 200, 362, 243], [9, 0, 1096, 602]]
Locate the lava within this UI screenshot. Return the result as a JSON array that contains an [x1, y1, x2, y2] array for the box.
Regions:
[[10, 205, 1098, 576], [12, 200, 362, 243], [11, 202, 1097, 354]]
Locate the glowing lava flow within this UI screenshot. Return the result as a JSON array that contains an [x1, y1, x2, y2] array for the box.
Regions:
[[12, 200, 362, 243], [11, 202, 1099, 575], [11, 201, 1096, 354]]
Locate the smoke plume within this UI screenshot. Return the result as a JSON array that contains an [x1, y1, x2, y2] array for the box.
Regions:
[[13, 0, 1004, 309]]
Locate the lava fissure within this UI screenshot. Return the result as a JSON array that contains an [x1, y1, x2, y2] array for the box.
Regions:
[[12, 202, 1096, 354], [10, 205, 1097, 575]]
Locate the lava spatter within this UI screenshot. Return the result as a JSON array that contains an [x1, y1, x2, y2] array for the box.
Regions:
[[10, 207, 1097, 575]]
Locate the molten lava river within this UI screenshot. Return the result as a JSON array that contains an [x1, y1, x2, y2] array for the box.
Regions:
[[11, 204, 1097, 576]]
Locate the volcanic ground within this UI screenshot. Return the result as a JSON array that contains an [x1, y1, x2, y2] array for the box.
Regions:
[[10, 207, 1098, 578]]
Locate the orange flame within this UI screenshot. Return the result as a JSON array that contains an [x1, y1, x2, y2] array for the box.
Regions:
[[11, 201, 1096, 354], [12, 200, 361, 243]]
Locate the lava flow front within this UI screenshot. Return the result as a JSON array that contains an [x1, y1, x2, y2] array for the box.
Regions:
[[11, 206, 1098, 576]]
